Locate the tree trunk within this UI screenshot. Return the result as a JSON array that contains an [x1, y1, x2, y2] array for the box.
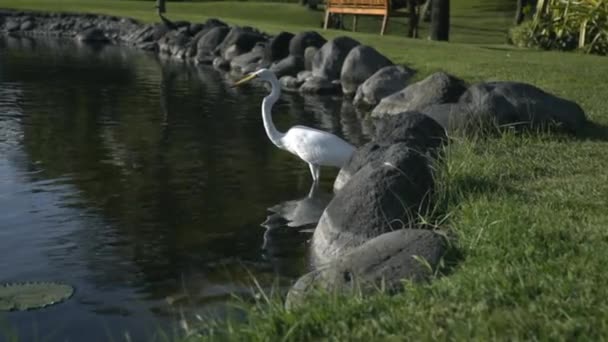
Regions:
[[156, 0, 166, 15], [514, 0, 526, 25], [407, 0, 419, 38], [430, 0, 449, 41]]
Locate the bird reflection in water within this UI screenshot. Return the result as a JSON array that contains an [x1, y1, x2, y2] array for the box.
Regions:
[[230, 68, 353, 258], [260, 184, 332, 256]]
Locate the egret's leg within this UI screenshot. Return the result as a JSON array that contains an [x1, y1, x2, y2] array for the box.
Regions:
[[308, 163, 320, 185], [307, 181, 317, 198], [314, 165, 321, 183]]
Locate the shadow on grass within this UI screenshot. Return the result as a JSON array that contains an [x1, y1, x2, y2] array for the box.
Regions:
[[450, 24, 507, 34], [469, 2, 516, 13], [478, 45, 525, 52], [450, 174, 521, 199], [576, 120, 608, 141]]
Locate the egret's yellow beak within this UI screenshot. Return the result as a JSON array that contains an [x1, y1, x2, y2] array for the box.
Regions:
[[231, 73, 257, 88]]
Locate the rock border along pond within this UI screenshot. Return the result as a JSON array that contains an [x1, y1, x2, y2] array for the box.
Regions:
[[1, 9, 589, 304]]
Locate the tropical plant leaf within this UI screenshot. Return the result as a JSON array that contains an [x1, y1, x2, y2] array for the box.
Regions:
[[512, 0, 608, 55]]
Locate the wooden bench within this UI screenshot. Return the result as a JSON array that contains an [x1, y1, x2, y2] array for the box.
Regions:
[[323, 0, 408, 35]]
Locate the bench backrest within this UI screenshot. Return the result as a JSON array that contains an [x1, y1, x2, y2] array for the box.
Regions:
[[326, 0, 389, 10]]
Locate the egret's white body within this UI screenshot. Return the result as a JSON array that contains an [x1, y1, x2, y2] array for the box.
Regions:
[[235, 69, 355, 184]]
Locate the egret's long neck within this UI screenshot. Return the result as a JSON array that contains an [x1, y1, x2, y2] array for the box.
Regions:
[[261, 77, 285, 148]]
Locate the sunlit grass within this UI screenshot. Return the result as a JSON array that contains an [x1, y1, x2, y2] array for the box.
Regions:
[[0, 0, 513, 44]]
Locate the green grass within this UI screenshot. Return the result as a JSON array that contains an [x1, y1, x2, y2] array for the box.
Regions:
[[2, 0, 608, 340], [0, 0, 514, 44]]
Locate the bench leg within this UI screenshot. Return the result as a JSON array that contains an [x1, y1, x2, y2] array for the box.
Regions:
[[381, 15, 389, 35], [323, 10, 330, 30], [352, 15, 358, 32]]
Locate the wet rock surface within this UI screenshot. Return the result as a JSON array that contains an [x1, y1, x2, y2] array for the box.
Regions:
[[457, 81, 588, 133], [286, 229, 446, 308], [353, 65, 415, 108], [372, 72, 467, 118], [313, 148, 435, 263], [340, 45, 393, 96], [312, 36, 360, 80], [289, 31, 326, 58]]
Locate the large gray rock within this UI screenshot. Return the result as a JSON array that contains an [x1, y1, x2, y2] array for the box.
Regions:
[[212, 56, 230, 70], [279, 75, 303, 92], [187, 19, 228, 57], [214, 27, 266, 60], [289, 31, 326, 57], [123, 23, 169, 51], [333, 113, 446, 192], [20, 20, 35, 31], [373, 111, 447, 148], [76, 28, 110, 43], [286, 229, 446, 308], [313, 147, 434, 263], [312, 36, 360, 80], [304, 46, 318, 71], [299, 76, 341, 95], [194, 26, 230, 64], [457, 81, 587, 133], [353, 65, 415, 108], [162, 19, 190, 30], [222, 44, 241, 61], [201, 18, 228, 31], [158, 29, 191, 58], [5, 20, 20, 32], [419, 103, 469, 131], [333, 142, 401, 193], [269, 55, 304, 78], [340, 45, 393, 95], [230, 43, 265, 74], [372, 72, 467, 118], [264, 31, 294, 64], [297, 70, 313, 83], [188, 23, 205, 36]]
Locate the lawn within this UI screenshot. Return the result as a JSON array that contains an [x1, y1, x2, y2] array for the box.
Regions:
[[2, 0, 608, 340], [0, 0, 513, 44]]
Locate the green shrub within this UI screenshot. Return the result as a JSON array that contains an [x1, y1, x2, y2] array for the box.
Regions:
[[510, 0, 608, 55], [509, 21, 540, 48]]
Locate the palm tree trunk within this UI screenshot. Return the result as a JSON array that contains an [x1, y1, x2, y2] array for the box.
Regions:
[[156, 0, 166, 15], [515, 0, 526, 25], [407, 0, 419, 38], [430, 0, 449, 41]]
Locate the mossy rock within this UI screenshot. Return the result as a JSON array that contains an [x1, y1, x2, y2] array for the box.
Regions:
[[0, 282, 74, 311]]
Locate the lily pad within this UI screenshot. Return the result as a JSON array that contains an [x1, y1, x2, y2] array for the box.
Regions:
[[0, 282, 74, 311]]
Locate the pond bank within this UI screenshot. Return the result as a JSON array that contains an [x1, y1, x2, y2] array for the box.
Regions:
[[1, 8, 588, 135], [0, 7, 457, 304], [3, 8, 607, 341], [1, 6, 592, 299]]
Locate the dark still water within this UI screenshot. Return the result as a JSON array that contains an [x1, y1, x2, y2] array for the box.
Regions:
[[0, 36, 371, 341]]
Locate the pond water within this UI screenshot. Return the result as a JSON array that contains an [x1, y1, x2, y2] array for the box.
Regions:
[[0, 36, 371, 341]]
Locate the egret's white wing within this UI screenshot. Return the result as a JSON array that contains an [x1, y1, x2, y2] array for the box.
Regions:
[[283, 126, 355, 167]]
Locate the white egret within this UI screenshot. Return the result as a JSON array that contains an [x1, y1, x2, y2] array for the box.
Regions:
[[232, 69, 355, 185]]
